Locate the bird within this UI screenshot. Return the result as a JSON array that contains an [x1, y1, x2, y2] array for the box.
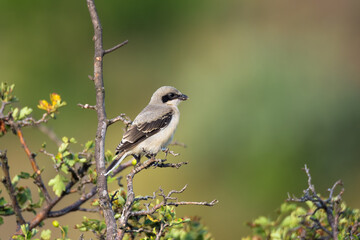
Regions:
[[105, 86, 188, 176]]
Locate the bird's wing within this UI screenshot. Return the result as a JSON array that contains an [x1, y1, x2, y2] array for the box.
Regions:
[[115, 109, 173, 154]]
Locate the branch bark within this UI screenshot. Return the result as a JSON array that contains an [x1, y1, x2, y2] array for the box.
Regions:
[[287, 164, 344, 239], [86, 0, 117, 239], [47, 186, 97, 217], [0, 150, 26, 227], [16, 127, 52, 204], [116, 157, 218, 239]]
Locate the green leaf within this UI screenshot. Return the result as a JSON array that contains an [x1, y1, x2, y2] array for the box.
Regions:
[[17, 187, 32, 207], [107, 176, 116, 184], [40, 229, 51, 240], [84, 140, 94, 151], [67, 159, 75, 167], [60, 164, 68, 174], [62, 136, 68, 143], [58, 142, 68, 153], [19, 107, 33, 120], [0, 216, 3, 225], [61, 225, 69, 238], [69, 137, 77, 143], [254, 216, 270, 226], [48, 174, 68, 197], [20, 224, 29, 235], [12, 107, 19, 120], [12, 172, 31, 186]]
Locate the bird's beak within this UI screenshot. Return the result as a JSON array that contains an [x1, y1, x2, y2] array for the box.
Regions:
[[179, 94, 188, 101]]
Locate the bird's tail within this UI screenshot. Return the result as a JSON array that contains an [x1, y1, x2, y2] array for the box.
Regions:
[[105, 152, 128, 176]]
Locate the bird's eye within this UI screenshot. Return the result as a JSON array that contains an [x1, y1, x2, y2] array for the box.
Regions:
[[168, 93, 175, 98]]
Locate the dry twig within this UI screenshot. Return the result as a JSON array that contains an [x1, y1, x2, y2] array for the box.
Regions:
[[287, 164, 345, 239]]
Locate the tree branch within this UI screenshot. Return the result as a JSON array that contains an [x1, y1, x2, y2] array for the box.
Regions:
[[78, 103, 97, 110], [104, 40, 129, 55], [37, 124, 62, 147], [155, 222, 168, 240], [107, 113, 132, 127], [16, 127, 52, 204], [116, 157, 218, 239], [86, 0, 117, 239], [13, 154, 95, 235], [0, 150, 26, 227], [47, 186, 97, 217], [287, 164, 344, 239], [0, 101, 10, 117]]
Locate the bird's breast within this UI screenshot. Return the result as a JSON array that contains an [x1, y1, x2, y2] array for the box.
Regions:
[[133, 109, 180, 155]]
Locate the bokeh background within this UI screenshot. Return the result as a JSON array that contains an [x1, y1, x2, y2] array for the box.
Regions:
[[1, 0, 360, 239]]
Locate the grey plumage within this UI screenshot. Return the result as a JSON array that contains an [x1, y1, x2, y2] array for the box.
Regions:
[[105, 86, 188, 176]]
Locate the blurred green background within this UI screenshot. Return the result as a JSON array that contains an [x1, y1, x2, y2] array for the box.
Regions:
[[1, 0, 360, 239]]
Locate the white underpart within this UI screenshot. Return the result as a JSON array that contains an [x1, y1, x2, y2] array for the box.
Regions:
[[131, 107, 180, 155]]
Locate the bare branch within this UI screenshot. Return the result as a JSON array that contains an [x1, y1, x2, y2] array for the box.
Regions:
[[108, 159, 134, 177], [47, 186, 97, 217], [0, 101, 10, 116], [78, 103, 97, 110], [86, 0, 117, 239], [131, 199, 219, 217], [107, 113, 132, 127], [0, 150, 26, 227], [163, 148, 180, 157], [134, 191, 157, 202], [155, 222, 168, 240], [169, 140, 187, 148], [37, 124, 62, 147], [303, 164, 316, 193], [116, 157, 217, 239], [16, 127, 52, 204], [154, 161, 188, 169], [104, 40, 129, 55], [287, 164, 344, 239], [327, 179, 344, 201], [16, 113, 51, 127]]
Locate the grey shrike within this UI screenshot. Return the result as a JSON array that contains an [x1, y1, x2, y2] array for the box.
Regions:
[[105, 86, 188, 176]]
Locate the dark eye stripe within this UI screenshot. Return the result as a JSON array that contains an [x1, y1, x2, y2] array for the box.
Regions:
[[162, 93, 178, 103]]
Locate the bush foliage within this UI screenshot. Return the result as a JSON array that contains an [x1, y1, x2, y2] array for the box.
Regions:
[[0, 83, 214, 239]]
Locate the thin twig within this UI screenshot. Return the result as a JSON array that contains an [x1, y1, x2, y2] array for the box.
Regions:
[[78, 103, 97, 110], [108, 159, 134, 177], [17, 113, 50, 127], [37, 124, 62, 147], [154, 161, 188, 169], [169, 141, 187, 148], [47, 187, 97, 217], [155, 222, 168, 240], [131, 199, 219, 217], [104, 40, 129, 55], [107, 113, 132, 127], [0, 101, 10, 117], [116, 157, 217, 239], [16, 127, 52, 203], [287, 164, 345, 239]]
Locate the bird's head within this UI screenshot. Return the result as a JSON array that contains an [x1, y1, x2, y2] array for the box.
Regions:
[[150, 86, 188, 106]]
